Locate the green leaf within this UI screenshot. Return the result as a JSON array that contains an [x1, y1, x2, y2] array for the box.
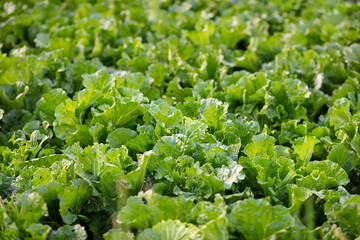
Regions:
[[198, 51, 223, 80], [148, 63, 165, 87], [350, 133, 360, 160], [286, 184, 312, 215], [179, 117, 208, 141], [143, 191, 193, 225], [328, 98, 355, 136], [191, 196, 229, 239], [65, 124, 93, 147], [126, 125, 156, 153], [202, 216, 229, 240], [82, 70, 115, 92], [200, 98, 228, 131], [137, 229, 161, 240], [253, 156, 297, 199], [91, 97, 145, 128], [149, 100, 183, 129], [36, 182, 63, 224], [328, 144, 358, 171], [175, 97, 202, 119], [0, 173, 15, 198], [32, 168, 53, 187], [184, 23, 216, 46], [27, 223, 51, 240], [17, 192, 48, 224], [125, 151, 152, 195], [118, 196, 152, 230], [344, 43, 360, 72], [49, 224, 87, 240], [59, 179, 93, 224], [36, 88, 68, 124], [219, 18, 248, 48], [292, 136, 320, 167], [65, 142, 130, 178], [103, 230, 134, 240], [63, 59, 104, 94], [235, 49, 261, 72], [106, 128, 138, 148], [244, 134, 276, 159], [216, 161, 245, 189], [118, 191, 193, 230], [2, 2, 360, 239], [20, 154, 63, 168], [75, 89, 104, 115], [150, 220, 202, 240], [334, 202, 360, 239], [34, 33, 50, 48], [53, 99, 79, 140], [89, 123, 107, 143], [153, 135, 186, 159], [165, 78, 193, 102], [228, 198, 294, 240], [296, 160, 349, 191], [326, 195, 360, 239]]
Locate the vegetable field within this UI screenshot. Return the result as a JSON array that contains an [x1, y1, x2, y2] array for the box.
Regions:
[[1, 0, 360, 239]]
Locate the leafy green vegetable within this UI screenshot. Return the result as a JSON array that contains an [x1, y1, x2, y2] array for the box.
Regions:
[[293, 136, 320, 167], [296, 160, 349, 191], [1, 0, 359, 238], [228, 198, 294, 240]]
